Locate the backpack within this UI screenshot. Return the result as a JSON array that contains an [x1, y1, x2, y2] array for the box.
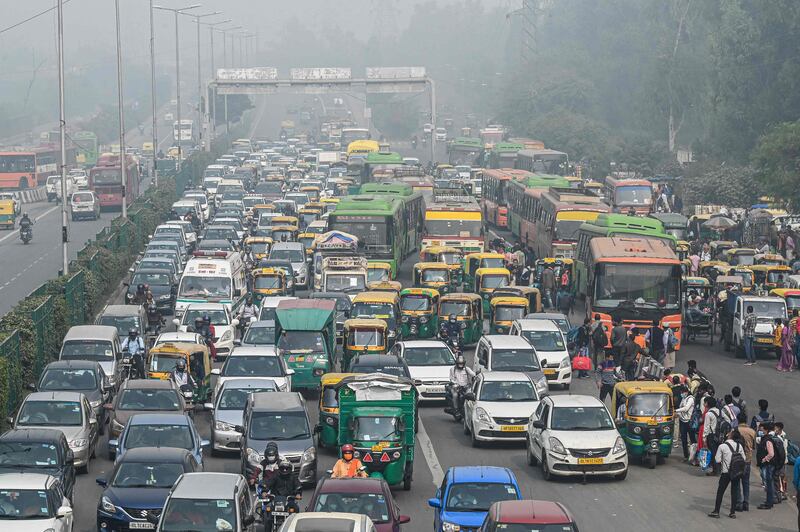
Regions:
[[592, 325, 607, 348], [689, 401, 702, 432], [726, 442, 746, 480], [715, 408, 732, 444], [666, 329, 679, 351], [732, 398, 747, 420], [773, 436, 787, 466], [787, 440, 800, 465]]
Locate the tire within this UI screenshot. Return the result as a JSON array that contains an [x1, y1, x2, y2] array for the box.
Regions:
[[526, 439, 538, 466], [644, 453, 657, 469], [615, 468, 628, 481], [402, 463, 413, 491], [563, 383, 570, 391], [470, 427, 481, 448], [541, 455, 552, 481], [462, 415, 470, 436]]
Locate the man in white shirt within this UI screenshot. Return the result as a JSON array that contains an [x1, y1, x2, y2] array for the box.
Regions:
[[709, 431, 746, 518]]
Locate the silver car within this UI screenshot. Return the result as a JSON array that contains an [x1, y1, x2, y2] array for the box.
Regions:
[[11, 391, 98, 472], [206, 378, 278, 454], [279, 513, 376, 531], [0, 473, 74, 531]]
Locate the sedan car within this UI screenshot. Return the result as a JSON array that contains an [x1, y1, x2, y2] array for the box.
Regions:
[[391, 340, 454, 402], [11, 392, 98, 473], [0, 428, 76, 501], [349, 354, 412, 379], [34, 360, 111, 435], [526, 394, 628, 480], [96, 447, 200, 531], [125, 268, 177, 312], [0, 473, 73, 531], [306, 477, 410, 532], [110, 413, 209, 468], [211, 346, 293, 396], [107, 380, 187, 441], [206, 378, 278, 454], [463, 371, 540, 446]]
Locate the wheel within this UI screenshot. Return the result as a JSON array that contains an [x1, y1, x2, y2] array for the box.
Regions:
[[563, 383, 570, 391], [470, 426, 481, 448], [402, 463, 413, 491], [541, 455, 552, 481], [614, 468, 628, 481], [644, 453, 657, 469], [462, 415, 470, 436], [724, 333, 731, 352], [526, 439, 538, 466]]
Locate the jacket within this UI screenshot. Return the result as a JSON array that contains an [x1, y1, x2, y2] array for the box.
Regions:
[[737, 424, 757, 462], [611, 326, 627, 348], [331, 458, 366, 478], [756, 434, 775, 467], [702, 407, 720, 440], [265, 473, 301, 496], [676, 394, 695, 423], [715, 440, 746, 473]]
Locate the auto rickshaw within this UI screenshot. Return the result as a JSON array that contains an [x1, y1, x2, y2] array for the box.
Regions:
[[367, 280, 403, 295], [337, 374, 417, 489], [251, 268, 289, 302], [300, 186, 321, 202], [725, 248, 757, 267], [399, 288, 440, 339], [297, 232, 317, 257], [320, 197, 340, 213], [710, 240, 737, 261], [464, 253, 506, 292], [765, 265, 793, 290], [316, 373, 356, 448], [489, 296, 529, 334], [341, 318, 389, 371], [270, 225, 299, 242], [699, 260, 728, 281], [770, 288, 800, 314], [684, 277, 712, 302], [675, 241, 690, 261], [611, 381, 674, 469], [351, 291, 401, 347], [474, 267, 511, 314], [419, 246, 464, 286], [146, 341, 212, 403], [438, 293, 483, 345], [713, 274, 743, 304], [298, 206, 322, 229], [0, 200, 16, 230], [413, 262, 454, 295], [272, 215, 299, 228], [244, 236, 273, 261], [367, 262, 393, 284], [755, 253, 787, 266], [490, 286, 542, 314], [726, 266, 754, 293]]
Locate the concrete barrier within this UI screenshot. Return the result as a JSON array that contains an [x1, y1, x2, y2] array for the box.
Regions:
[[19, 187, 47, 204]]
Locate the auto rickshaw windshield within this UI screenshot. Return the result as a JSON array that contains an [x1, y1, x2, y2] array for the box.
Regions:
[[368, 269, 390, 283], [481, 275, 509, 289], [627, 393, 670, 417], [441, 253, 461, 265], [254, 276, 282, 289], [150, 354, 181, 373], [354, 416, 401, 441], [481, 258, 505, 269], [440, 301, 470, 316], [349, 329, 384, 347], [401, 295, 431, 311], [494, 306, 526, 322], [421, 269, 448, 282]]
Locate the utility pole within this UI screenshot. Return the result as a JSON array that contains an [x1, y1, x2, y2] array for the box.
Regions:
[[189, 12, 222, 150], [149, 0, 158, 187], [114, 0, 127, 219], [57, 0, 69, 274], [202, 20, 232, 149]]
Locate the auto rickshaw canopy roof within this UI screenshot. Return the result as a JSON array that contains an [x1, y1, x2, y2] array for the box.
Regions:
[[537, 257, 574, 266], [421, 245, 462, 256], [367, 280, 403, 293], [440, 293, 483, 303], [252, 267, 285, 278], [476, 267, 511, 277], [368, 262, 393, 271], [352, 291, 400, 305], [400, 287, 440, 298], [490, 296, 529, 308], [714, 275, 743, 286], [414, 262, 452, 271], [245, 236, 274, 244], [684, 277, 711, 288], [320, 372, 356, 387], [466, 252, 505, 261], [613, 381, 672, 396], [770, 288, 800, 298], [344, 318, 389, 331]]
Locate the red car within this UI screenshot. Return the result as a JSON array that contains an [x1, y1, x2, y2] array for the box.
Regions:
[[481, 499, 578, 531], [305, 477, 411, 531]]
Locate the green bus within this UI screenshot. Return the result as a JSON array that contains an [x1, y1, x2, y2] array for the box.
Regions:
[[447, 137, 483, 165], [359, 151, 405, 185], [506, 174, 571, 238], [574, 213, 678, 296], [359, 183, 425, 257], [74, 131, 98, 167], [486, 142, 524, 169]]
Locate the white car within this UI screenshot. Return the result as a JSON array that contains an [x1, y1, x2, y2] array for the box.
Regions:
[[68, 168, 89, 188], [173, 303, 239, 359], [423, 123, 433, 135], [510, 319, 572, 389], [435, 127, 447, 141], [211, 346, 293, 397], [463, 371, 540, 446], [0, 473, 73, 531], [391, 340, 454, 402], [526, 394, 628, 480]]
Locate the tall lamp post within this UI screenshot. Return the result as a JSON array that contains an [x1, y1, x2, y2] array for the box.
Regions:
[[56, 0, 69, 273], [114, 0, 128, 218], [186, 11, 222, 150], [202, 19, 232, 147], [154, 4, 201, 173]]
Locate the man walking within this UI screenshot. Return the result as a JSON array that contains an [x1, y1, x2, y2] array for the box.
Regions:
[[743, 305, 758, 366], [756, 421, 777, 509], [732, 412, 756, 511], [675, 386, 696, 460], [595, 352, 618, 403], [708, 430, 746, 519]]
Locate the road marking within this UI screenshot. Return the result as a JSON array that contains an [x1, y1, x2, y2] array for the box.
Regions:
[[0, 205, 59, 244], [416, 417, 444, 487]]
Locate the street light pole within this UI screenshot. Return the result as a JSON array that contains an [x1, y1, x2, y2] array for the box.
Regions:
[[189, 12, 222, 151], [202, 20, 232, 148], [114, 0, 127, 219], [149, 0, 158, 187], [57, 0, 69, 274]]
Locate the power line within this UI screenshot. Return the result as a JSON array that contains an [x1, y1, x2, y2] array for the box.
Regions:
[[0, 0, 74, 36]]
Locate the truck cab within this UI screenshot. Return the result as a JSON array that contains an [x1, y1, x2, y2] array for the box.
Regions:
[[722, 294, 787, 356], [321, 257, 368, 299]]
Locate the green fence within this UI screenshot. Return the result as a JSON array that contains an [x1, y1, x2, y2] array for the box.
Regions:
[[0, 330, 21, 418]]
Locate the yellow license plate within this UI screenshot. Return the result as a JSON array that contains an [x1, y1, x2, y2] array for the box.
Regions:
[[543, 369, 556, 375], [757, 338, 772, 344], [295, 356, 305, 362], [371, 444, 383, 451], [578, 457, 604, 465], [500, 425, 525, 432]]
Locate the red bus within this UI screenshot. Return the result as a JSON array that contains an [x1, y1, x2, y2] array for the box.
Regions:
[[481, 168, 532, 227], [0, 152, 37, 189], [89, 153, 140, 209], [602, 176, 653, 215]]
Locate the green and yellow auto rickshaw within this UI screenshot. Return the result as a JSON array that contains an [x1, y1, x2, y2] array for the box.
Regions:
[[464, 252, 506, 292], [489, 296, 529, 334], [755, 253, 787, 267], [337, 374, 417, 490], [0, 200, 16, 230], [474, 267, 511, 314], [765, 265, 793, 290], [675, 241, 690, 262], [244, 236, 273, 261], [413, 262, 454, 295], [611, 381, 674, 469], [419, 246, 464, 286], [341, 318, 389, 371], [316, 373, 355, 448], [399, 288, 440, 339], [351, 291, 401, 347], [491, 286, 542, 315], [438, 293, 483, 345], [367, 262, 393, 284], [146, 342, 212, 404], [251, 268, 290, 303]]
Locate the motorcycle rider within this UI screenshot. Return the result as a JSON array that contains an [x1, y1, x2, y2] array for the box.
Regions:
[[133, 284, 148, 305], [264, 460, 301, 527], [202, 314, 218, 360], [120, 329, 146, 379], [192, 316, 217, 361], [146, 303, 163, 334], [242, 245, 256, 267], [239, 296, 258, 326], [331, 444, 368, 478], [446, 355, 475, 419], [19, 213, 33, 240], [253, 442, 283, 486], [170, 358, 196, 395], [439, 314, 462, 352]]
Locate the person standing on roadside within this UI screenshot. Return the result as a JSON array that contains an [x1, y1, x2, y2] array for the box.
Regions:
[[751, 399, 775, 430], [793, 443, 800, 529], [732, 412, 756, 512], [756, 421, 777, 509], [610, 319, 627, 365], [591, 315, 607, 368], [702, 396, 721, 475], [645, 320, 665, 364], [540, 263, 556, 309], [731, 386, 747, 421], [708, 429, 746, 519], [743, 305, 758, 366], [595, 351, 618, 403], [676, 386, 696, 460], [773, 422, 789, 503]]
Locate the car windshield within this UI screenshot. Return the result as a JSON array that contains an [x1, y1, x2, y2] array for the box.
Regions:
[[249, 411, 309, 440], [445, 482, 518, 512], [39, 368, 97, 391], [401, 295, 431, 311], [424, 219, 482, 238], [481, 275, 509, 289], [112, 462, 185, 488], [439, 301, 470, 317], [0, 489, 52, 519], [118, 388, 181, 410], [243, 326, 276, 345], [97, 315, 141, 336], [18, 401, 82, 426], [354, 416, 401, 442], [551, 406, 615, 430], [368, 269, 390, 282], [218, 387, 275, 410], [491, 349, 540, 371], [223, 356, 283, 377], [421, 269, 449, 283], [132, 272, 172, 286], [60, 340, 114, 361], [480, 381, 536, 402], [495, 305, 526, 322], [124, 424, 193, 450], [183, 309, 228, 326], [179, 276, 232, 299], [270, 249, 304, 262], [160, 498, 236, 532], [326, 274, 366, 293], [627, 393, 671, 417], [403, 346, 454, 366], [254, 275, 283, 289], [0, 442, 59, 468], [278, 331, 327, 354], [348, 329, 384, 347], [203, 228, 236, 240], [521, 330, 565, 352], [313, 492, 390, 523]]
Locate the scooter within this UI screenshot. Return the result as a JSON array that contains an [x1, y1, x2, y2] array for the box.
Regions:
[[444, 384, 469, 422], [20, 226, 32, 244]]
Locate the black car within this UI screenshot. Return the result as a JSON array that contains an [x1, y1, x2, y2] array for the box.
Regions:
[[96, 447, 200, 530], [349, 354, 413, 379], [0, 428, 76, 500], [125, 268, 177, 312], [310, 292, 352, 341], [202, 225, 239, 243], [33, 360, 112, 434]]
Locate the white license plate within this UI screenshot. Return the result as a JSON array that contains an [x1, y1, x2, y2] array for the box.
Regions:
[[129, 523, 155, 530], [427, 386, 445, 394], [273, 512, 288, 517]]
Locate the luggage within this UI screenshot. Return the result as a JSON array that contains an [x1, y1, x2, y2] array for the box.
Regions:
[[571, 354, 592, 371]]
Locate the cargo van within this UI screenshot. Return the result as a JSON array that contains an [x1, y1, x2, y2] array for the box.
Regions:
[[175, 251, 246, 318]]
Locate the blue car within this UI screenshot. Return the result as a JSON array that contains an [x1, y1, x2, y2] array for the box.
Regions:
[[428, 466, 521, 532], [96, 447, 200, 531], [109, 413, 209, 468]]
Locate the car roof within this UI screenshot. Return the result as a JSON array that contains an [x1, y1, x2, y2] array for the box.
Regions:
[[100, 305, 142, 317], [317, 476, 386, 494], [218, 378, 278, 391], [128, 413, 189, 425], [480, 371, 533, 383], [25, 391, 85, 402], [482, 335, 534, 348], [526, 312, 568, 321], [492, 500, 573, 525], [399, 340, 449, 348], [42, 359, 101, 371], [0, 472, 55, 490], [512, 319, 560, 332], [229, 346, 278, 356], [546, 394, 605, 407], [172, 472, 242, 498], [0, 428, 66, 444], [449, 466, 516, 484], [63, 325, 117, 341], [120, 379, 178, 390], [119, 447, 192, 463], [249, 391, 303, 411]]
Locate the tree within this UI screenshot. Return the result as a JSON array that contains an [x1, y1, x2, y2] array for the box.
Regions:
[[751, 120, 800, 207]]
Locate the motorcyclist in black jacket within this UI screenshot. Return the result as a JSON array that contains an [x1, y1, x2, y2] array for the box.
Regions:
[[264, 460, 301, 524], [439, 314, 462, 352]]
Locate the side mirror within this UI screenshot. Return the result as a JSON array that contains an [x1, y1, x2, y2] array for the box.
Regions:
[[231, 319, 240, 327], [234, 425, 245, 434], [203, 402, 214, 410], [5, 416, 13, 426], [427, 498, 441, 509], [95, 477, 108, 487], [242, 514, 255, 527], [89, 418, 98, 425], [25, 383, 36, 391], [145, 512, 160, 524], [233, 339, 242, 347], [172, 318, 181, 327], [540, 359, 548, 367], [56, 506, 73, 519], [532, 420, 545, 429], [399, 515, 411, 524], [285, 369, 295, 376], [122, 282, 129, 287], [200, 439, 210, 448], [211, 368, 221, 375]]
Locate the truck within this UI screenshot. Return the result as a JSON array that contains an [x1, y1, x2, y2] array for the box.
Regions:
[[316, 151, 340, 166], [321, 256, 369, 298], [275, 299, 336, 391], [312, 231, 360, 290], [720, 294, 787, 356]]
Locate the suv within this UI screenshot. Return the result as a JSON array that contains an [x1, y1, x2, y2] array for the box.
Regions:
[[269, 242, 309, 288], [0, 429, 75, 501], [509, 319, 571, 390], [480, 500, 578, 532], [70, 190, 100, 220], [473, 335, 548, 397], [238, 392, 316, 487], [151, 472, 255, 531]]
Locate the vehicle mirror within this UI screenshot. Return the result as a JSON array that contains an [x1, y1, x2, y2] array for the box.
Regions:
[[286, 369, 295, 376], [427, 498, 441, 509], [234, 425, 245, 433], [734, 312, 740, 318], [233, 339, 242, 347], [532, 420, 545, 429], [5, 416, 12, 426], [200, 439, 210, 448], [25, 383, 36, 391], [66, 450, 74, 464], [172, 318, 181, 327], [95, 477, 108, 487], [242, 514, 255, 527], [399, 515, 411, 524], [203, 403, 214, 410], [123, 282, 129, 287], [108, 439, 118, 450], [540, 359, 548, 367], [413, 379, 423, 387], [56, 506, 73, 519], [128, 267, 134, 273], [211, 368, 221, 375], [232, 318, 240, 327], [89, 418, 98, 425], [145, 512, 160, 524]]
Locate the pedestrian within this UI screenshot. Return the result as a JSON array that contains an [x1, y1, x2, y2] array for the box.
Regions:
[[591, 315, 607, 368], [621, 330, 643, 381], [708, 429, 746, 519], [756, 421, 777, 509], [610, 319, 627, 365], [689, 251, 701, 276], [676, 385, 696, 460], [732, 412, 756, 512], [731, 386, 747, 420], [663, 325, 677, 369], [743, 305, 758, 366], [750, 399, 775, 430], [721, 395, 740, 429], [556, 287, 573, 317], [772, 422, 789, 503], [575, 318, 593, 378], [595, 351, 618, 403], [702, 396, 721, 475], [645, 319, 665, 364], [777, 319, 795, 372], [540, 263, 556, 309], [793, 440, 800, 527], [514, 245, 526, 271], [700, 242, 712, 262]]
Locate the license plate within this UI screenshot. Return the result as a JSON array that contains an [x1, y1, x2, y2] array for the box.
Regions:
[[543, 369, 556, 375], [578, 457, 604, 465], [500, 425, 525, 432], [757, 338, 772, 344], [273, 512, 288, 517], [295, 356, 305, 361], [129, 523, 155, 530], [371, 444, 384, 451], [427, 386, 445, 394]]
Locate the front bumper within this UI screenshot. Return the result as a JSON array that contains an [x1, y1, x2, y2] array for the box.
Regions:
[[547, 449, 628, 477], [543, 365, 572, 385], [417, 381, 449, 401], [98, 507, 162, 531], [71, 445, 91, 467], [212, 427, 241, 452], [472, 418, 528, 442]]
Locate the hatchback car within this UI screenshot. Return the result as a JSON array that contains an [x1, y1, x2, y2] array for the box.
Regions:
[[473, 335, 548, 398], [279, 512, 376, 532], [391, 340, 454, 402], [70, 190, 100, 220], [526, 394, 628, 480], [126, 268, 177, 312], [107, 379, 187, 440], [96, 304, 147, 338], [11, 391, 98, 473], [239, 320, 279, 347], [306, 477, 410, 532], [175, 303, 239, 358], [110, 413, 208, 467], [428, 466, 521, 532], [480, 499, 578, 532], [510, 319, 571, 389], [0, 472, 73, 531], [207, 378, 279, 454], [212, 346, 293, 395], [0, 428, 75, 501], [35, 360, 111, 434], [269, 242, 309, 288], [463, 371, 540, 446]]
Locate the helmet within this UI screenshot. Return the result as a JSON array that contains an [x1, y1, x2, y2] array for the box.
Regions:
[[264, 442, 279, 463], [449, 314, 457, 323], [194, 317, 204, 326], [175, 359, 186, 371], [128, 329, 138, 337], [246, 295, 253, 304], [202, 314, 211, 323], [137, 283, 145, 292], [456, 355, 466, 368], [341, 444, 355, 457], [148, 303, 157, 312], [278, 460, 292, 476]]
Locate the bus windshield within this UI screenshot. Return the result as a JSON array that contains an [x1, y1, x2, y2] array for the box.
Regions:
[[424, 218, 482, 237], [91, 168, 122, 185], [330, 220, 390, 248], [615, 186, 652, 206], [594, 263, 680, 310]]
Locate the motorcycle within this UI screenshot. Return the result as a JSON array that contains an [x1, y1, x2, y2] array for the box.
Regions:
[[120, 349, 143, 380], [178, 383, 194, 404], [257, 490, 300, 532], [445, 384, 469, 422], [20, 226, 32, 244]]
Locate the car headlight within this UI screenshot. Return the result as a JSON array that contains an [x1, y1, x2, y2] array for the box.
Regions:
[[215, 420, 236, 432], [662, 424, 673, 434], [442, 521, 461, 531], [475, 407, 490, 423], [101, 496, 116, 513], [548, 437, 567, 455], [401, 315, 409, 323], [220, 330, 232, 342], [302, 446, 316, 464], [559, 357, 570, 369], [633, 425, 642, 434], [612, 436, 626, 454], [420, 316, 429, 324], [70, 439, 88, 449], [535, 376, 548, 393], [246, 447, 262, 464]]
